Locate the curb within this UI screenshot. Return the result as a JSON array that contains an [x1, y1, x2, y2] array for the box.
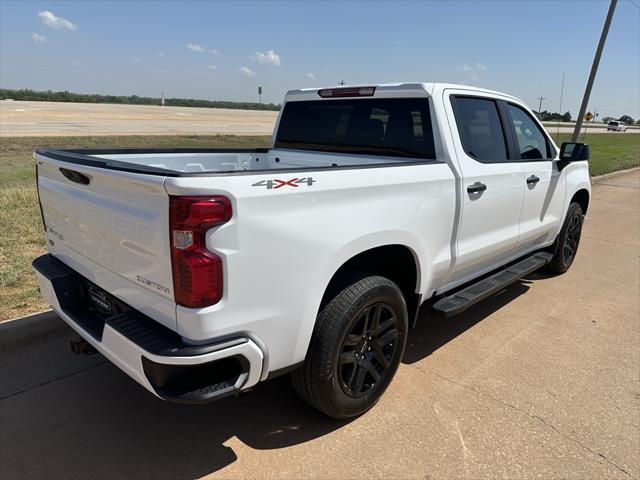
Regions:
[[591, 166, 640, 183], [0, 310, 70, 353]]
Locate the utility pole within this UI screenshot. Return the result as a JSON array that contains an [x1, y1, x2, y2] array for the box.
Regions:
[[537, 96, 546, 117], [161, 91, 165, 107], [556, 74, 565, 142], [258, 86, 262, 104], [572, 0, 617, 142]]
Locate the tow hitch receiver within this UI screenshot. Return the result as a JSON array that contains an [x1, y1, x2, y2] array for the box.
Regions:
[[70, 336, 97, 355]]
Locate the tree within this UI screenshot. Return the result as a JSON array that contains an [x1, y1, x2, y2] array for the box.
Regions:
[[561, 111, 572, 122], [0, 88, 281, 111], [601, 116, 614, 124], [618, 115, 635, 125]]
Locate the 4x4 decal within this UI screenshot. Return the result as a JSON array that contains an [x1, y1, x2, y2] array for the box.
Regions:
[[252, 177, 316, 189]]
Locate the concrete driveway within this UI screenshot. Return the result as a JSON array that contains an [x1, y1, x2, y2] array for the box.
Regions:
[[1, 171, 638, 480]]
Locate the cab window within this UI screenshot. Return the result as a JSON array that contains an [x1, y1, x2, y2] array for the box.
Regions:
[[452, 97, 508, 163], [507, 104, 552, 160]]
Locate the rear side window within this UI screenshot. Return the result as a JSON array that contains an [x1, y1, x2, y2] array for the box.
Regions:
[[507, 104, 551, 160], [452, 97, 508, 162], [275, 98, 436, 160]]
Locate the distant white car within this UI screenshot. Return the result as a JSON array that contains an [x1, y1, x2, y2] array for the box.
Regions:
[[607, 121, 626, 132]]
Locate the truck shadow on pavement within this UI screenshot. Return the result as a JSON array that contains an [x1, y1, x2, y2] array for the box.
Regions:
[[1, 277, 545, 479], [403, 278, 533, 364], [0, 347, 348, 479]]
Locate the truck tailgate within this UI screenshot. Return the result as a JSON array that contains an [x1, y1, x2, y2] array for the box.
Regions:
[[35, 153, 177, 330]]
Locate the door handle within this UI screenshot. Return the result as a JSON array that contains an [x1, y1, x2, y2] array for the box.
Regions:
[[526, 175, 540, 185], [467, 182, 487, 194]]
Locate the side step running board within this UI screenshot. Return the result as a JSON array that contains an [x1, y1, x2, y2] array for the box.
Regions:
[[432, 252, 553, 317]]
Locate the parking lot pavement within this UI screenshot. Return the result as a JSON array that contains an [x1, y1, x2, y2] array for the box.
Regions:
[[0, 171, 638, 480]]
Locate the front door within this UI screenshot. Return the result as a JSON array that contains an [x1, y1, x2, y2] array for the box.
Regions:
[[504, 103, 566, 251]]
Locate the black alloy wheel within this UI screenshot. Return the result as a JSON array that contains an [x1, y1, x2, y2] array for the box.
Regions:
[[548, 202, 584, 274], [291, 275, 408, 419], [337, 303, 399, 398], [562, 212, 582, 265]]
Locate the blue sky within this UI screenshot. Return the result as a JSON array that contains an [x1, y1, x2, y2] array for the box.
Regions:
[[1, 0, 638, 118]]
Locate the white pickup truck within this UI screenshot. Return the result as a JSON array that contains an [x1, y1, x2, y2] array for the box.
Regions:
[[33, 83, 591, 418]]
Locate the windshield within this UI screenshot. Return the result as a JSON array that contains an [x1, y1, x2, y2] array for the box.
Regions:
[[275, 98, 436, 160]]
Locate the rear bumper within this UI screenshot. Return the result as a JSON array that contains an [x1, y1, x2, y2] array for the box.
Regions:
[[32, 254, 264, 403]]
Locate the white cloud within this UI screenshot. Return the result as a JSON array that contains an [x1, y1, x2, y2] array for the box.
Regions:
[[31, 33, 47, 44], [254, 50, 281, 66], [132, 57, 141, 62], [187, 43, 218, 54], [187, 43, 206, 53], [459, 62, 486, 82], [155, 51, 164, 57], [38, 11, 76, 30], [395, 40, 402, 46], [206, 64, 216, 71], [306, 72, 315, 80], [239, 66, 256, 77]]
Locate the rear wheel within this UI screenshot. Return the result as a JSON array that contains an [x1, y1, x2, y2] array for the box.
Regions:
[[548, 202, 584, 274], [291, 275, 408, 419]]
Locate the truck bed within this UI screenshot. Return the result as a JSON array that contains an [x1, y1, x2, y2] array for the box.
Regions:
[[36, 147, 422, 176]]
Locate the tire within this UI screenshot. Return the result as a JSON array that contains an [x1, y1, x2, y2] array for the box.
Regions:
[[291, 275, 408, 419], [548, 202, 584, 274]]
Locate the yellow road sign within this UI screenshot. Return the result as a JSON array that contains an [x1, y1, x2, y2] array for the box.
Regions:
[[584, 112, 594, 121]]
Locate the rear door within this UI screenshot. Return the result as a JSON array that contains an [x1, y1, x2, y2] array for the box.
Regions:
[[444, 92, 525, 283], [503, 103, 566, 251]]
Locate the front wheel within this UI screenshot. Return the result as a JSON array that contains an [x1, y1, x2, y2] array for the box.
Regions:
[[548, 202, 584, 274], [291, 275, 408, 419]]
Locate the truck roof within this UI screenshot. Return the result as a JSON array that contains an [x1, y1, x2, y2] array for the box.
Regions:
[[284, 82, 521, 103]]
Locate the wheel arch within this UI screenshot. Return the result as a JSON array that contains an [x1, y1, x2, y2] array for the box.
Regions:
[[318, 244, 422, 328], [290, 233, 428, 366], [571, 188, 590, 214]]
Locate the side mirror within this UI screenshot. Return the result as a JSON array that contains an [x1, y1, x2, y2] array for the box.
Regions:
[[559, 142, 589, 162]]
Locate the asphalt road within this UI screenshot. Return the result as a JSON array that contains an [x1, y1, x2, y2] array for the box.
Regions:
[[0, 171, 638, 479], [0, 101, 278, 137]]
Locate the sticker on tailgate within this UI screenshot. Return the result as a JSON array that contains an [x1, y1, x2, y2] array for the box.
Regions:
[[251, 177, 316, 190]]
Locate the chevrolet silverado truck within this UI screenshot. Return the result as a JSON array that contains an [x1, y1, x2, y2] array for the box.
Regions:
[[32, 83, 591, 419]]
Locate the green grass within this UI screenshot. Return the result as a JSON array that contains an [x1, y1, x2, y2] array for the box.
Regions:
[[552, 132, 640, 176], [0, 135, 270, 321], [0, 132, 637, 321], [542, 121, 639, 130]]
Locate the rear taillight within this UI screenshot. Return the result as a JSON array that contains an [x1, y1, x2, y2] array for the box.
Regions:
[[169, 196, 232, 308]]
